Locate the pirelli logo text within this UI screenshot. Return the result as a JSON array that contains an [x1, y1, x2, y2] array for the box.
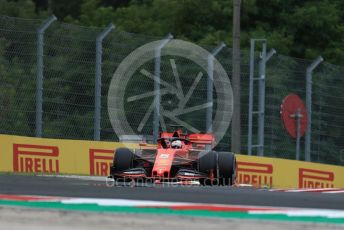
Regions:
[[236, 162, 273, 187], [299, 168, 334, 188], [89, 149, 114, 176], [13, 144, 59, 173]]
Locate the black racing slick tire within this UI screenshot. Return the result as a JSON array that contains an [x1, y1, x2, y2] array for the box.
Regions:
[[217, 152, 236, 186], [198, 151, 216, 186], [198, 151, 216, 173], [113, 148, 134, 172]]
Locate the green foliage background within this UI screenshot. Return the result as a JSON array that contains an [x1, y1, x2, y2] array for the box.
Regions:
[[1, 0, 344, 165], [1, 0, 344, 64]]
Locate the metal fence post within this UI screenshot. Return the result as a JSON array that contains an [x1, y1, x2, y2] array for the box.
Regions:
[[256, 42, 267, 156], [94, 24, 114, 141], [248, 38, 276, 156], [290, 108, 303, 160], [153, 34, 173, 142], [206, 42, 226, 132], [305, 56, 323, 161], [248, 39, 255, 155], [257, 47, 276, 156], [35, 15, 56, 137]]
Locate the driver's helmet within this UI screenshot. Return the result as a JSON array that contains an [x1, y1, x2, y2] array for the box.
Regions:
[[171, 140, 182, 149]]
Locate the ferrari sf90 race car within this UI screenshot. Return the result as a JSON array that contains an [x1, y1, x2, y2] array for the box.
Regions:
[[109, 129, 236, 186]]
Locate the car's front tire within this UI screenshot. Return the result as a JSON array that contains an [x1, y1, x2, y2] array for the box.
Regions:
[[112, 148, 134, 173], [198, 151, 216, 186]]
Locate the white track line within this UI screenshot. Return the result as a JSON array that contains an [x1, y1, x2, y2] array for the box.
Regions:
[[268, 188, 344, 194], [285, 188, 342, 193], [322, 190, 344, 194], [38, 174, 108, 181], [249, 210, 344, 218]]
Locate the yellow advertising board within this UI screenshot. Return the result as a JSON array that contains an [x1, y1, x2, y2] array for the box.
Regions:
[[236, 154, 344, 188], [0, 134, 129, 176], [0, 134, 343, 189]]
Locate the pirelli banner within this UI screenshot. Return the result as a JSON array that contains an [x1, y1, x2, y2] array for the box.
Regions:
[[236, 155, 344, 189], [0, 134, 344, 189], [0, 134, 134, 176]]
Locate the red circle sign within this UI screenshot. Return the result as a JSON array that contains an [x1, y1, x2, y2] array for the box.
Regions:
[[280, 94, 308, 138]]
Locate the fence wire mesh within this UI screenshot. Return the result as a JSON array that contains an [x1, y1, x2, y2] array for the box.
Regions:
[[0, 15, 42, 136], [43, 22, 101, 139], [0, 14, 343, 165], [264, 55, 311, 159]]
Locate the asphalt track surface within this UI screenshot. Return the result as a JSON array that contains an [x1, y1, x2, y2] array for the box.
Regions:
[[0, 174, 343, 210]]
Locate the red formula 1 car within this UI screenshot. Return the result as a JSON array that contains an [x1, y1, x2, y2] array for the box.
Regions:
[[109, 129, 236, 186]]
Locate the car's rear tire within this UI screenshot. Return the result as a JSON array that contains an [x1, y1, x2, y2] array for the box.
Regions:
[[198, 151, 216, 186], [217, 152, 236, 186], [113, 148, 134, 172]]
